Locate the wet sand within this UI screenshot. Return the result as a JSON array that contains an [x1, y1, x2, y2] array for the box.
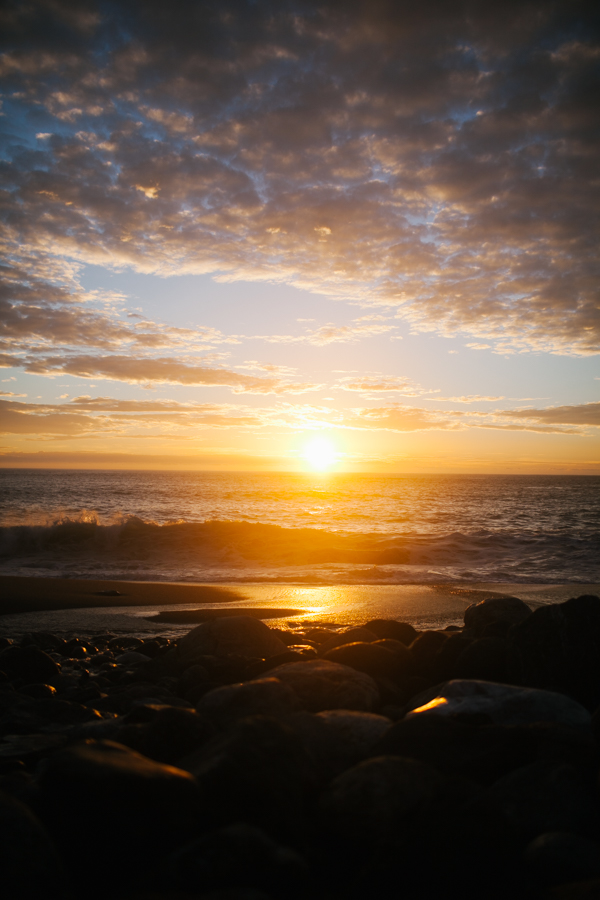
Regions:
[[0, 575, 597, 639]]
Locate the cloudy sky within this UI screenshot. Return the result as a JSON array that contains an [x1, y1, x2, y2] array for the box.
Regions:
[[0, 0, 598, 472]]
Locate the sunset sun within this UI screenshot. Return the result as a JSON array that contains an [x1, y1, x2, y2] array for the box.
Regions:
[[304, 436, 337, 470]]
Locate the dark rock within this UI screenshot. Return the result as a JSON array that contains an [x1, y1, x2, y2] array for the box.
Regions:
[[19, 683, 57, 700], [0, 645, 61, 685], [0, 733, 67, 766], [318, 627, 378, 655], [0, 791, 63, 900], [137, 706, 215, 764], [23, 632, 65, 653], [266, 659, 380, 712], [115, 650, 152, 665], [319, 755, 446, 846], [177, 716, 317, 836], [523, 832, 600, 888], [196, 678, 299, 726], [243, 649, 314, 679], [452, 637, 509, 681], [36, 739, 203, 888], [464, 596, 532, 635], [303, 628, 335, 644], [63, 637, 90, 659], [375, 714, 540, 785], [466, 761, 594, 845], [364, 620, 418, 645], [409, 631, 448, 676], [315, 710, 391, 760], [404, 680, 592, 729], [177, 663, 210, 703], [323, 640, 412, 680], [170, 823, 306, 895], [178, 617, 287, 662], [508, 595, 600, 710], [92, 681, 177, 714], [432, 634, 473, 681]]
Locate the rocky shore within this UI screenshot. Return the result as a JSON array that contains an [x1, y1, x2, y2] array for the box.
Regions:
[[2, 593, 600, 899]]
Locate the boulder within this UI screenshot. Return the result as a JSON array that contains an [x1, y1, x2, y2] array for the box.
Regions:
[[507, 595, 600, 710], [196, 678, 300, 725], [364, 620, 418, 645], [523, 832, 600, 888], [464, 596, 531, 635], [319, 755, 446, 845], [405, 680, 592, 729], [138, 706, 215, 765], [0, 646, 60, 685], [0, 792, 63, 900], [266, 659, 380, 712], [323, 640, 412, 679], [36, 739, 203, 887], [177, 716, 317, 836], [178, 617, 287, 661], [318, 628, 378, 655], [315, 710, 392, 760], [170, 823, 306, 895], [453, 638, 508, 682]]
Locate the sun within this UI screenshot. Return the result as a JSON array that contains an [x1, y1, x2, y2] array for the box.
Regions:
[[304, 436, 337, 470]]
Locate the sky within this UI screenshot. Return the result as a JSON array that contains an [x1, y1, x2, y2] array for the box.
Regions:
[[0, 0, 598, 473]]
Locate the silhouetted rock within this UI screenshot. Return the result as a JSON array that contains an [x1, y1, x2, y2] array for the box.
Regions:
[[315, 710, 392, 760], [170, 823, 306, 895], [364, 620, 418, 645], [453, 637, 509, 682], [0, 791, 63, 900], [323, 640, 412, 679], [404, 680, 592, 729], [409, 631, 447, 676], [0, 645, 60, 685], [464, 596, 532, 635], [508, 595, 600, 710], [138, 706, 215, 764], [196, 677, 300, 725], [266, 659, 380, 712], [318, 627, 378, 654], [178, 617, 287, 661], [36, 739, 203, 890], [523, 831, 600, 888]]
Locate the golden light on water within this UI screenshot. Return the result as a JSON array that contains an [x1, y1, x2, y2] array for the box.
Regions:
[[304, 436, 337, 470]]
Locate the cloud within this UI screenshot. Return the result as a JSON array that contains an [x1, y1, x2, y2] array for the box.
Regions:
[[0, 0, 597, 357], [255, 316, 397, 346], [499, 402, 600, 427], [2, 353, 320, 394], [336, 375, 432, 395]]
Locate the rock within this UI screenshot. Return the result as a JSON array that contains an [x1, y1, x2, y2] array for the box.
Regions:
[[170, 823, 306, 894], [464, 596, 532, 635], [507, 595, 600, 710], [243, 649, 316, 679], [523, 832, 600, 888], [178, 617, 287, 661], [409, 631, 448, 676], [432, 634, 473, 681], [0, 791, 63, 900], [323, 640, 412, 680], [315, 710, 392, 760], [453, 638, 509, 682], [0, 646, 61, 685], [36, 739, 203, 888], [177, 716, 317, 836], [138, 706, 216, 765], [22, 632, 65, 653], [405, 680, 592, 729], [375, 714, 538, 785], [266, 659, 380, 712], [318, 627, 378, 654], [364, 620, 418, 645], [465, 761, 594, 845], [115, 650, 152, 665], [319, 755, 446, 845], [196, 678, 300, 726], [19, 683, 57, 700]]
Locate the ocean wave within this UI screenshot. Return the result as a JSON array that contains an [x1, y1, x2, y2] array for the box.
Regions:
[[0, 515, 598, 583]]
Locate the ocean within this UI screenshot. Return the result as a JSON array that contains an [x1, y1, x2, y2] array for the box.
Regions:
[[1, 470, 598, 585]]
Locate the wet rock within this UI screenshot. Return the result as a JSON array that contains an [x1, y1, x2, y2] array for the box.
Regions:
[[178, 716, 317, 836], [0, 791, 63, 900], [178, 617, 287, 662], [466, 761, 594, 845], [196, 678, 299, 726], [323, 640, 412, 680], [508, 595, 600, 710], [464, 596, 532, 635], [319, 755, 446, 846], [364, 619, 418, 645], [266, 659, 380, 712], [63, 637, 90, 659], [170, 823, 306, 895], [19, 683, 57, 700], [523, 832, 600, 888], [243, 649, 315, 679], [318, 627, 378, 654], [0, 645, 61, 685], [36, 739, 203, 888], [315, 710, 392, 760], [405, 680, 592, 729]]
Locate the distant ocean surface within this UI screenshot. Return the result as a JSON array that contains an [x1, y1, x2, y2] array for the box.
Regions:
[[0, 470, 599, 584]]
